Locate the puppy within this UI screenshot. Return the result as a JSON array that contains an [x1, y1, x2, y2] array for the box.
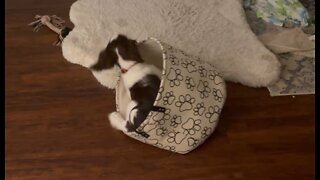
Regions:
[[92, 35, 161, 132]]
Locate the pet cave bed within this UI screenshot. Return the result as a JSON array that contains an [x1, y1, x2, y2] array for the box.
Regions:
[[116, 38, 226, 154]]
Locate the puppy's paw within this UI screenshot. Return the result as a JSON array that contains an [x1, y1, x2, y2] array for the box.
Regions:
[[108, 112, 127, 132], [109, 112, 123, 121]]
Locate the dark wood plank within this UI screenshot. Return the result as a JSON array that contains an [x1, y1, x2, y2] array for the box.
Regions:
[[5, 0, 315, 179]]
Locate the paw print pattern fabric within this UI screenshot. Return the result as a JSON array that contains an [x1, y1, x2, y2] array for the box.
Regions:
[[116, 38, 226, 154]]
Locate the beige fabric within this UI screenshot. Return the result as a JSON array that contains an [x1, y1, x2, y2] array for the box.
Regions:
[[62, 0, 281, 88], [116, 38, 226, 154]]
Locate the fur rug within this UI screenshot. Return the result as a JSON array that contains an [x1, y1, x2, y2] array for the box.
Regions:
[[62, 0, 281, 88]]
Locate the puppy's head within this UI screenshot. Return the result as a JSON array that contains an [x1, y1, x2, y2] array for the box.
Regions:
[[115, 35, 143, 63], [91, 35, 143, 71], [91, 38, 118, 71]]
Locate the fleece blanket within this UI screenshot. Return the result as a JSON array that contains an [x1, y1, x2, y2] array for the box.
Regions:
[[62, 0, 281, 88]]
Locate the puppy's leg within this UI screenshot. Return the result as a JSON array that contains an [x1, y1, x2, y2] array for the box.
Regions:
[[108, 112, 127, 132], [126, 101, 138, 124]]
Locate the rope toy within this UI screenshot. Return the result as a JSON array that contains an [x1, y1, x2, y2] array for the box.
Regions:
[[28, 15, 72, 46]]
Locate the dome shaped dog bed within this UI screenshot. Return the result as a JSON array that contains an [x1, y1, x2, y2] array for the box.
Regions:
[[116, 38, 226, 154]]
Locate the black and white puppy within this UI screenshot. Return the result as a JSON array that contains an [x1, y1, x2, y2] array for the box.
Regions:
[[92, 35, 161, 132]]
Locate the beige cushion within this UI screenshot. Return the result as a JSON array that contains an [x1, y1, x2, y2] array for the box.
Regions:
[[62, 0, 280, 88]]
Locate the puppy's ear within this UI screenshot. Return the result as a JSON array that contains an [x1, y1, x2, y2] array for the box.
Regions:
[[91, 41, 118, 71], [117, 34, 130, 43]]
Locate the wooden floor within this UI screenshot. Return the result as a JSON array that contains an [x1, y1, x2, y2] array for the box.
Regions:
[[5, 0, 315, 179]]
